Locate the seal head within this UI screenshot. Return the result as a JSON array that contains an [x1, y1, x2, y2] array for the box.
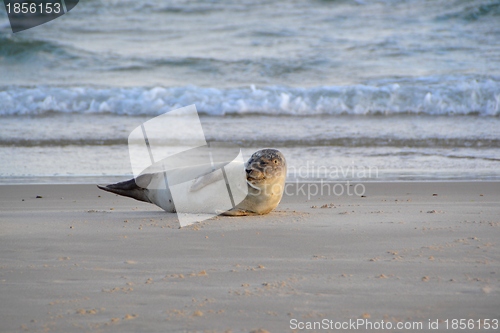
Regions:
[[246, 149, 286, 187], [223, 148, 287, 216]]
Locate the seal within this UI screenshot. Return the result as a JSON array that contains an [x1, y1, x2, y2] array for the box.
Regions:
[[97, 148, 287, 216]]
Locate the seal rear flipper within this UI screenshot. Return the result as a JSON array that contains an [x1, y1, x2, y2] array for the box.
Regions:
[[97, 173, 154, 203]]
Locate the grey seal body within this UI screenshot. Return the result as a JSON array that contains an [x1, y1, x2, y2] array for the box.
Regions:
[[97, 148, 287, 216]]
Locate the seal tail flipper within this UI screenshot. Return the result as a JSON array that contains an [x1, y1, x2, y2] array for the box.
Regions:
[[97, 173, 154, 203]]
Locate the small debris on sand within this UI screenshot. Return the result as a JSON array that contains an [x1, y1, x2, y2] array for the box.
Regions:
[[482, 286, 492, 294], [76, 308, 98, 315], [192, 310, 203, 317], [123, 314, 138, 320]]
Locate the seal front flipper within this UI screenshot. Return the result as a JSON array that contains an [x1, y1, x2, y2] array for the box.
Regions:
[[189, 170, 224, 192], [219, 208, 257, 216], [97, 173, 153, 203]]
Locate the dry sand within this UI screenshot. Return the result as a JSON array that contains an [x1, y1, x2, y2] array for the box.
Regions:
[[0, 182, 499, 332]]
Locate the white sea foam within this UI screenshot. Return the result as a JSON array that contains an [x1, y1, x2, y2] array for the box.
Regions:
[[1, 77, 499, 116]]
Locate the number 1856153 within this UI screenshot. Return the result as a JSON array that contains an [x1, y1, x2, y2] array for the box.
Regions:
[[444, 319, 499, 330], [6, 2, 62, 14]]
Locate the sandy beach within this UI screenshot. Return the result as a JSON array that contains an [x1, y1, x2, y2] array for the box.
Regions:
[[0, 182, 498, 332]]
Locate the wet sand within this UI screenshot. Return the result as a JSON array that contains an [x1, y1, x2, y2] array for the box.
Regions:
[[0, 182, 499, 332]]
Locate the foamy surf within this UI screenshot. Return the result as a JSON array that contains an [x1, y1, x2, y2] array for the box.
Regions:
[[1, 76, 499, 116]]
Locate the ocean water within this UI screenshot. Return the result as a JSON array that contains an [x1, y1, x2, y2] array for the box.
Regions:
[[1, 0, 499, 183]]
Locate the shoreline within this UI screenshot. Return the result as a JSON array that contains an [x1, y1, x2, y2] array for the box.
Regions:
[[2, 177, 500, 185], [1, 182, 499, 332]]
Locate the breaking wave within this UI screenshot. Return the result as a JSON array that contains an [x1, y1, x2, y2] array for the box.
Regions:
[[1, 76, 499, 116]]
